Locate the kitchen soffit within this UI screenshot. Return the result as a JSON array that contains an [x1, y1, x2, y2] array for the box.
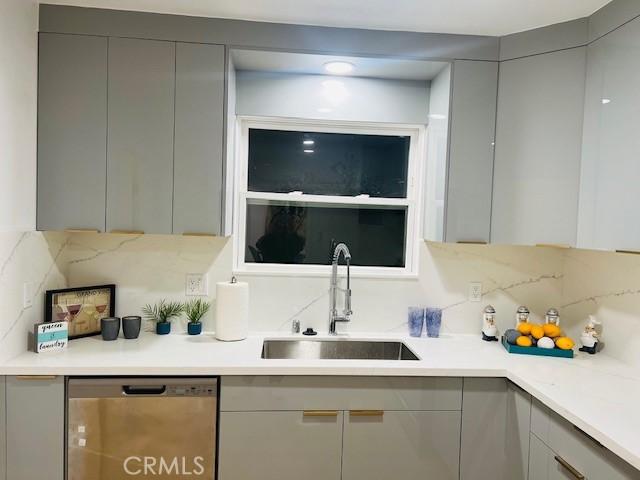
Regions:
[[40, 0, 612, 36]]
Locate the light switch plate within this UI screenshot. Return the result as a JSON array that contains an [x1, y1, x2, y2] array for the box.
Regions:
[[185, 273, 208, 296], [468, 282, 482, 302]]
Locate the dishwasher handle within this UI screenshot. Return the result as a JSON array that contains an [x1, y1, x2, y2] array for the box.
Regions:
[[122, 384, 167, 395]]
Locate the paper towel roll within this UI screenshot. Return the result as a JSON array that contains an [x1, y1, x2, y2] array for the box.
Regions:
[[215, 278, 249, 341]]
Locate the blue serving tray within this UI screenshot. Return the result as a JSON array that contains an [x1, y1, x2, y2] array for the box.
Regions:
[[501, 336, 574, 358]]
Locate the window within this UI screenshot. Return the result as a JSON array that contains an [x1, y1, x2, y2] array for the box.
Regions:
[[233, 118, 425, 276]]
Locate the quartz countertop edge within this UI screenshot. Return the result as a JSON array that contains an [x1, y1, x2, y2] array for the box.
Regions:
[[3, 332, 640, 471]]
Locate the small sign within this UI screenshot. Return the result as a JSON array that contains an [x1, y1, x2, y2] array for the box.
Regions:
[[34, 321, 68, 353]]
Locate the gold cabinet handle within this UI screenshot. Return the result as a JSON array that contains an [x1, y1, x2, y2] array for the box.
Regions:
[[456, 240, 488, 245], [615, 249, 640, 255], [64, 229, 99, 233], [110, 230, 144, 235], [350, 410, 384, 417], [554, 455, 585, 480], [536, 243, 572, 249], [303, 410, 339, 417], [15, 375, 58, 380], [182, 232, 216, 237]]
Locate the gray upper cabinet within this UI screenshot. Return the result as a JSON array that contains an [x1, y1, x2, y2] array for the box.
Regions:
[[37, 33, 108, 232], [0, 377, 5, 480], [173, 42, 226, 235], [6, 376, 65, 480], [492, 47, 586, 246], [578, 15, 640, 252], [445, 60, 498, 244], [107, 37, 176, 234]]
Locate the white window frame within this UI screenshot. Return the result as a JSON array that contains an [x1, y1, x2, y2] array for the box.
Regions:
[[232, 116, 426, 278]]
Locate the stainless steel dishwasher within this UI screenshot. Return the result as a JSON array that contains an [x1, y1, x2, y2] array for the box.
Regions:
[[67, 377, 218, 479]]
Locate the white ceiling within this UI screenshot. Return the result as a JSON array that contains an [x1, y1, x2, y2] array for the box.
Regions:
[[42, 0, 612, 36]]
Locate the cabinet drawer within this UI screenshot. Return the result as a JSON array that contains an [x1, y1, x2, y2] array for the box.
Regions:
[[531, 399, 637, 479], [220, 376, 462, 411]]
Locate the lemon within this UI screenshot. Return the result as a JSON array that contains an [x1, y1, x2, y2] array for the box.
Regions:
[[543, 324, 562, 338], [530, 324, 545, 340], [555, 337, 575, 350], [517, 322, 532, 335], [516, 336, 533, 347]]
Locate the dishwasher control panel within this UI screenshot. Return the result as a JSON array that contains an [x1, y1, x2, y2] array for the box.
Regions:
[[166, 385, 216, 396]]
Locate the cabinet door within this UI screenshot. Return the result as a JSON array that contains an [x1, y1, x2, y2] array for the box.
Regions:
[[578, 16, 640, 251], [445, 60, 498, 244], [492, 48, 586, 246], [6, 376, 64, 480], [0, 377, 5, 480], [218, 411, 342, 480], [173, 42, 226, 235], [342, 410, 461, 480], [107, 38, 175, 234], [37, 33, 108, 232]]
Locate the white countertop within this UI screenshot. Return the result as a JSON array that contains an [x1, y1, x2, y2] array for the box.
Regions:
[[3, 332, 640, 471]]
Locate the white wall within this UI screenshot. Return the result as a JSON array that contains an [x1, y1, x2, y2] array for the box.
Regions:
[[0, 0, 38, 232], [0, 1, 69, 361], [236, 71, 431, 124]]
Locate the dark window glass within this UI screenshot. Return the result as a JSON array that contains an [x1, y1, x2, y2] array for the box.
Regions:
[[248, 129, 410, 198], [245, 200, 406, 267]]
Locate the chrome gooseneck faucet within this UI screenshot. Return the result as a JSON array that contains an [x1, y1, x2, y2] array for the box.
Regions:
[[329, 243, 352, 335]]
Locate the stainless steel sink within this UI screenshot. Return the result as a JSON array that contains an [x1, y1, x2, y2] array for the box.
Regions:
[[261, 339, 420, 361]]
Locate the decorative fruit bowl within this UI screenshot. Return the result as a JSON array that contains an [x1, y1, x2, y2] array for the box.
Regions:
[[501, 335, 574, 358]]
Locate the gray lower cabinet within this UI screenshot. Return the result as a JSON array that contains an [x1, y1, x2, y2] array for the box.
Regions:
[[6, 375, 64, 480], [173, 42, 226, 235], [106, 37, 176, 234], [530, 398, 638, 480], [37, 33, 108, 232], [460, 378, 531, 480], [218, 411, 343, 480], [342, 410, 461, 480], [0, 376, 6, 480]]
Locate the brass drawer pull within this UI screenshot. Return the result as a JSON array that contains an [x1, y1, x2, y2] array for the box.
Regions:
[[64, 229, 99, 233], [110, 230, 144, 235], [615, 249, 640, 255], [536, 243, 572, 249], [456, 240, 487, 245], [303, 410, 338, 417], [182, 232, 216, 237], [554, 455, 585, 480], [350, 410, 384, 417], [15, 375, 57, 380]]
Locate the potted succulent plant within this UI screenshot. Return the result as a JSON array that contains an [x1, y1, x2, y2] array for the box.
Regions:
[[142, 300, 183, 335], [184, 298, 211, 335]]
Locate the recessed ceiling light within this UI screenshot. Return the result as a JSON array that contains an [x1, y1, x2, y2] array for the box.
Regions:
[[602, 98, 611, 104], [324, 61, 354, 75], [303, 139, 315, 146], [303, 149, 315, 154]]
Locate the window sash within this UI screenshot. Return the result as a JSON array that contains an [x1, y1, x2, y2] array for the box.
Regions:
[[233, 117, 425, 277]]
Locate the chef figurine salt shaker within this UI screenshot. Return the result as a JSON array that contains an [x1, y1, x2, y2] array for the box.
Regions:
[[579, 315, 601, 354], [515, 306, 530, 328], [482, 305, 498, 341], [545, 308, 560, 326]]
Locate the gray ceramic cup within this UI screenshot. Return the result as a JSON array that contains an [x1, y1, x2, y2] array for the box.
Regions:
[[101, 317, 120, 341], [122, 316, 142, 339]]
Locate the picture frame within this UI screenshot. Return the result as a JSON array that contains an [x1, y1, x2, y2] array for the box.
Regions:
[[45, 284, 116, 340]]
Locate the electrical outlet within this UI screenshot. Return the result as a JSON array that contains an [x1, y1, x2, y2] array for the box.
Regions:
[[468, 282, 482, 302], [185, 273, 208, 296], [23, 282, 33, 309]]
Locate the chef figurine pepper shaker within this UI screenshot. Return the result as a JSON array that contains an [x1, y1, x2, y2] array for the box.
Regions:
[[579, 315, 601, 354], [482, 305, 498, 341], [515, 306, 530, 328]]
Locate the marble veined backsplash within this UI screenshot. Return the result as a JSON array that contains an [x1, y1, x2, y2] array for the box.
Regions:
[[63, 233, 565, 340]]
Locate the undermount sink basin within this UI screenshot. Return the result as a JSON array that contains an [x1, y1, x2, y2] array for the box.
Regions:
[[261, 339, 420, 361]]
